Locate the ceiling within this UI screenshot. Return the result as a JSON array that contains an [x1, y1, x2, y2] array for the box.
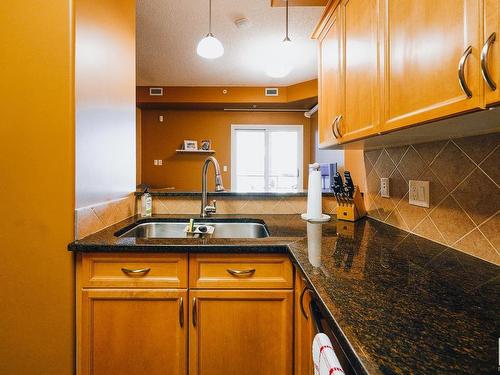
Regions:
[[136, 0, 324, 86]]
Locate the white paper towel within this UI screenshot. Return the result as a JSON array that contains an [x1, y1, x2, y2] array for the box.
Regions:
[[302, 164, 330, 222], [307, 222, 322, 267]]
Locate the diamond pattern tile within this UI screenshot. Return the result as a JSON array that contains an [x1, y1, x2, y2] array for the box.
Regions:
[[388, 169, 408, 206], [397, 147, 426, 182], [418, 167, 448, 210], [430, 142, 475, 191], [452, 168, 500, 226], [365, 149, 382, 166], [479, 212, 500, 251], [386, 146, 408, 165], [479, 146, 500, 186], [429, 196, 475, 245], [373, 150, 396, 178], [395, 193, 427, 231], [453, 132, 500, 163], [413, 140, 448, 165], [453, 229, 500, 264]]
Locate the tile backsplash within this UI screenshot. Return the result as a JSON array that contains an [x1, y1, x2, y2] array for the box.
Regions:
[[363, 133, 500, 265]]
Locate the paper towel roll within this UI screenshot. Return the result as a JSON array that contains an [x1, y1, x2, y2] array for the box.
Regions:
[[306, 168, 322, 219]]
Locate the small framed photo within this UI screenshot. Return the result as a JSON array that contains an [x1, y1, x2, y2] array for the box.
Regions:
[[200, 139, 211, 151], [183, 140, 198, 150]]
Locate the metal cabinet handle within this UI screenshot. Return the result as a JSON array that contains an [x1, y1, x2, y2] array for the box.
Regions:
[[299, 286, 311, 320], [481, 32, 497, 91], [458, 45, 473, 98], [179, 297, 184, 327], [192, 297, 197, 327], [331, 115, 340, 139], [226, 268, 256, 276], [121, 267, 151, 276], [335, 115, 343, 138]]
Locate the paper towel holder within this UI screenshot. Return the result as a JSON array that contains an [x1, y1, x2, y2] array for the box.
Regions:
[[301, 163, 331, 222]]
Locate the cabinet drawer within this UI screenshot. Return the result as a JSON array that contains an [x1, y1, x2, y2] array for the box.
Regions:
[[189, 254, 293, 289], [79, 253, 188, 288]]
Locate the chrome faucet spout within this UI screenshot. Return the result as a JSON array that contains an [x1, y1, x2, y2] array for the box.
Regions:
[[201, 156, 225, 217]]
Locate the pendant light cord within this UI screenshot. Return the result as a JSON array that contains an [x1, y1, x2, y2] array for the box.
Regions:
[[208, 0, 212, 36], [284, 0, 291, 42]]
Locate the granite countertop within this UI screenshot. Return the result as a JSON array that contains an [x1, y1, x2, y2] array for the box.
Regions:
[[69, 214, 500, 374], [134, 189, 336, 197]]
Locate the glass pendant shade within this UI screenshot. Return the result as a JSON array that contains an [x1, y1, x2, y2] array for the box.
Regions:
[[197, 33, 224, 59]]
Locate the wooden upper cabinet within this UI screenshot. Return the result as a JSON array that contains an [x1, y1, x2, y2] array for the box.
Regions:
[[79, 289, 188, 375], [189, 290, 293, 375], [317, 6, 342, 147], [337, 0, 380, 142], [380, 0, 482, 132], [483, 0, 500, 106]]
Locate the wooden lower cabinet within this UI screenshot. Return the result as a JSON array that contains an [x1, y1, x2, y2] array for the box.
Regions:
[[189, 289, 294, 375], [294, 273, 314, 375], [79, 289, 188, 375]]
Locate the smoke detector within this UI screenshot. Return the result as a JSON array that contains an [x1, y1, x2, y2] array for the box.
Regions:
[[234, 18, 251, 29]]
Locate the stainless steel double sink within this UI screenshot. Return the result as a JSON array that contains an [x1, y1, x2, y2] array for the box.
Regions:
[[118, 219, 270, 239]]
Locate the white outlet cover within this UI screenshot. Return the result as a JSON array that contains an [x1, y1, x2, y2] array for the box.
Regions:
[[409, 180, 430, 208], [381, 177, 390, 198]]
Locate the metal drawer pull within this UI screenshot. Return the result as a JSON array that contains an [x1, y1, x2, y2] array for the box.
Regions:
[[331, 115, 340, 139], [192, 297, 197, 327], [335, 115, 343, 138], [121, 267, 151, 276], [179, 297, 184, 327], [299, 286, 311, 320], [226, 268, 256, 276], [481, 32, 496, 91], [458, 45, 473, 98]]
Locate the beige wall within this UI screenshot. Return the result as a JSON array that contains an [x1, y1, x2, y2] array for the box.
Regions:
[[0, 1, 75, 373], [348, 134, 500, 265], [140, 110, 312, 191]]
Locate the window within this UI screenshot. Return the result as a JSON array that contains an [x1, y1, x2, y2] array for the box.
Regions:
[[231, 125, 303, 192]]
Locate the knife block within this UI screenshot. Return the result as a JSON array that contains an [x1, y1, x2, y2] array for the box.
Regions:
[[335, 186, 366, 222]]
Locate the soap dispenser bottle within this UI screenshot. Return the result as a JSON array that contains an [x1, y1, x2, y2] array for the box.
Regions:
[[141, 188, 152, 217]]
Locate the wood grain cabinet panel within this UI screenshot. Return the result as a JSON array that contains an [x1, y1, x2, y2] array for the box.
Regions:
[[189, 253, 293, 289], [189, 290, 293, 375], [80, 253, 188, 288], [337, 0, 380, 142], [79, 289, 188, 375], [380, 0, 482, 132], [294, 272, 315, 375], [484, 0, 500, 106], [317, 6, 342, 147]]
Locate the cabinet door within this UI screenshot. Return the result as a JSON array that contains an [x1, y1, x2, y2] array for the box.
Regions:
[[189, 290, 293, 375], [337, 0, 380, 142], [318, 7, 342, 147], [294, 273, 314, 375], [381, 0, 482, 132], [484, 0, 500, 105], [80, 289, 187, 375]]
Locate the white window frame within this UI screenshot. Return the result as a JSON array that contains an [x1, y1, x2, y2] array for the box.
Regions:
[[231, 124, 304, 191]]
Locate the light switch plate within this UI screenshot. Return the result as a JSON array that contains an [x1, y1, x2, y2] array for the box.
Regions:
[[409, 180, 430, 208], [380, 178, 390, 198]]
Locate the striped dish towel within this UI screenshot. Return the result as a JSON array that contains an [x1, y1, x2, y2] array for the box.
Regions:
[[312, 332, 345, 375]]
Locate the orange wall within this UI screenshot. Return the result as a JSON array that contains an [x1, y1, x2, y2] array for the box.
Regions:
[[0, 1, 75, 374], [75, 0, 136, 208], [141, 110, 312, 190]]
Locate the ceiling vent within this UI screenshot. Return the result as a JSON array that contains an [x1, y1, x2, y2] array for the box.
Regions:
[[265, 88, 279, 96], [149, 87, 164, 96]]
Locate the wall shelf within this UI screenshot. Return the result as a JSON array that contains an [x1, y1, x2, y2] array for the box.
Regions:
[[175, 149, 215, 154]]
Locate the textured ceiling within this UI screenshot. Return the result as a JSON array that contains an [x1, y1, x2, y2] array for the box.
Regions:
[[136, 0, 324, 86]]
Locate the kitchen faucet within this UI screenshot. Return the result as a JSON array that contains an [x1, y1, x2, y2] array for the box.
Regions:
[[200, 156, 225, 217]]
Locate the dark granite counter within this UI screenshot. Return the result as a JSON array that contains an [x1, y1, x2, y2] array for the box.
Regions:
[[69, 214, 499, 375], [134, 189, 336, 197]]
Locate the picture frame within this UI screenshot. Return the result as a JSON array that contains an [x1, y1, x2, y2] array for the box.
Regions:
[[200, 139, 211, 151], [183, 140, 198, 150]]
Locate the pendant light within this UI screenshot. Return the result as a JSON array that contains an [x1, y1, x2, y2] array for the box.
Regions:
[[265, 0, 293, 78], [197, 0, 224, 59]]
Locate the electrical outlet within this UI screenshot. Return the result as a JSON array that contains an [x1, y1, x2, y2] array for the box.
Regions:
[[153, 159, 158, 166], [159, 115, 164, 122], [409, 180, 430, 208], [223, 165, 228, 172], [380, 178, 390, 198]]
